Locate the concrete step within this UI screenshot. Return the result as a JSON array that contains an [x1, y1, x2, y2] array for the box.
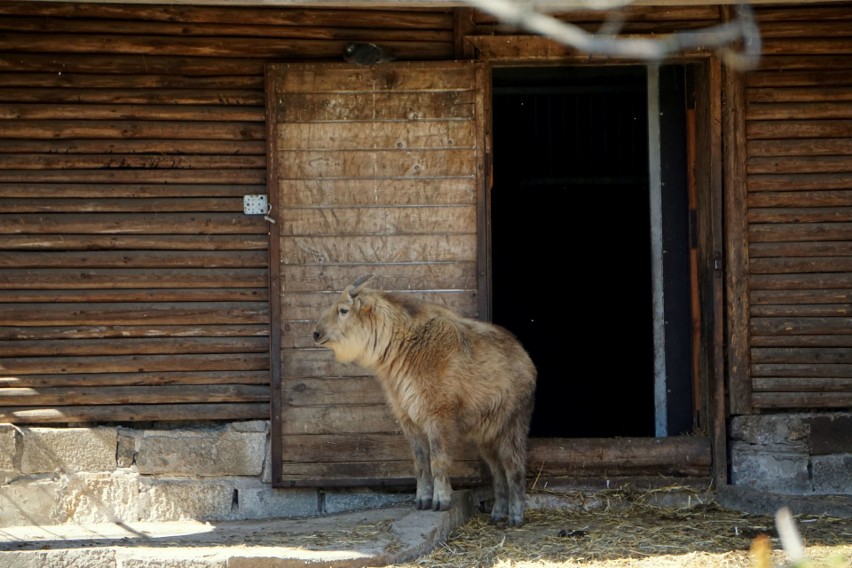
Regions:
[[0, 490, 475, 568]]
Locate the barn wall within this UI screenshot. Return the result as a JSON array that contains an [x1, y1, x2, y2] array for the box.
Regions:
[[0, 1, 456, 424], [740, 3, 852, 411]]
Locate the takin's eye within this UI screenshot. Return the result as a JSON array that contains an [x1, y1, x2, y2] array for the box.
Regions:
[[338, 307, 349, 316]]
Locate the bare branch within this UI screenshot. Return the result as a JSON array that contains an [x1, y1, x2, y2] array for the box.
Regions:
[[465, 0, 762, 70]]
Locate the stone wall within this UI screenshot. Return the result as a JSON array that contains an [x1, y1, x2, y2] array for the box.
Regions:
[[729, 412, 851, 495], [0, 421, 412, 527]]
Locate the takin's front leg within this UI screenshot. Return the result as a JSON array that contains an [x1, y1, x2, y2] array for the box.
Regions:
[[426, 426, 454, 511], [400, 419, 433, 510]]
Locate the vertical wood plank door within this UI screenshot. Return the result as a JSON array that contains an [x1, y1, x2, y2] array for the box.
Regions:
[[266, 61, 487, 487]]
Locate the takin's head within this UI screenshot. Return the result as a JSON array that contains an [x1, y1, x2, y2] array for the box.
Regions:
[[312, 274, 377, 364]]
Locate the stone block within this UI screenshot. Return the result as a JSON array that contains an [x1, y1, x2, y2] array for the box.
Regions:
[[0, 425, 17, 473], [19, 427, 117, 474], [323, 489, 414, 515], [811, 454, 852, 495], [729, 442, 811, 494], [139, 478, 235, 522], [117, 431, 138, 469], [0, 549, 117, 568], [236, 484, 318, 519], [57, 473, 140, 524], [136, 429, 265, 477], [230, 420, 269, 433], [0, 479, 63, 527], [808, 415, 852, 455], [729, 415, 809, 448]]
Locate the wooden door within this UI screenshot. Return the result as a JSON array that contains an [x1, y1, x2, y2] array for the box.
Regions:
[[266, 61, 487, 486]]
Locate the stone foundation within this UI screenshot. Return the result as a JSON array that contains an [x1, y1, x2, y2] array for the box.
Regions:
[[729, 412, 851, 496], [0, 421, 413, 527]]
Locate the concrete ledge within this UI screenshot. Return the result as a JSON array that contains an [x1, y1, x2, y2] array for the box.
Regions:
[[0, 490, 475, 568]]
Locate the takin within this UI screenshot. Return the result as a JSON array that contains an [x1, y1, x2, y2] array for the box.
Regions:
[[312, 275, 537, 527]]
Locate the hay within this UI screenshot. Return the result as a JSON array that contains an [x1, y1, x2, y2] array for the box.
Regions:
[[397, 487, 852, 568]]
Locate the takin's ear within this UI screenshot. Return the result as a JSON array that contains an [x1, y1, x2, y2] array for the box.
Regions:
[[349, 274, 374, 297]]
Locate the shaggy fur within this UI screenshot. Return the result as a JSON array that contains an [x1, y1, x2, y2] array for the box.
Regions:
[[313, 276, 537, 527]]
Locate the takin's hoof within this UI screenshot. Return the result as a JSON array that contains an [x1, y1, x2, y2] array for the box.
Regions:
[[416, 498, 432, 510], [431, 498, 452, 512]]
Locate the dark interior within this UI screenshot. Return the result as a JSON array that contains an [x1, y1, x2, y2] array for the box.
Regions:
[[491, 66, 655, 438]]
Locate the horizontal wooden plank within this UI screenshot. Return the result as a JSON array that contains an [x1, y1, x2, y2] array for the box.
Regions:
[[751, 317, 852, 335], [0, 103, 263, 122], [0, 183, 266, 199], [0, 234, 267, 251], [753, 377, 852, 392], [752, 391, 852, 409], [751, 347, 852, 364], [269, 62, 473, 93], [0, 53, 266, 77], [751, 335, 852, 348], [761, 38, 852, 56], [0, 250, 267, 268], [747, 119, 852, 140], [2, 289, 268, 303], [280, 435, 712, 482], [1, 336, 269, 357], [281, 290, 477, 321], [0, 3, 454, 29], [2, 353, 269, 375], [0, 302, 268, 325], [748, 190, 852, 208], [0, 403, 268, 424], [278, 460, 480, 486], [0, 268, 267, 289], [276, 121, 474, 151], [748, 88, 852, 104], [281, 206, 476, 237], [1, 154, 266, 171], [748, 173, 852, 191], [747, 156, 852, 174], [0, 370, 269, 388], [282, 377, 385, 407], [0, 213, 266, 235], [278, 178, 475, 207], [0, 197, 250, 214], [278, 149, 475, 179], [750, 304, 851, 317], [750, 241, 852, 257], [276, 92, 474, 123], [749, 222, 852, 242], [753, 363, 852, 378], [281, 234, 477, 264], [751, 289, 852, 304], [527, 437, 711, 477], [751, 273, 852, 290], [0, 120, 265, 140], [750, 256, 852, 274], [746, 102, 852, 121], [0, 88, 264, 106], [747, 69, 852, 89], [0, 324, 268, 341], [280, 263, 477, 293], [0, 384, 269, 406], [749, 207, 852, 223], [0, 169, 266, 184], [0, 139, 265, 156], [282, 404, 400, 435]]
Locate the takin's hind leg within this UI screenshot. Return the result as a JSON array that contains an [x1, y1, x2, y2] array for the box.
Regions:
[[499, 435, 529, 527], [479, 445, 510, 524]]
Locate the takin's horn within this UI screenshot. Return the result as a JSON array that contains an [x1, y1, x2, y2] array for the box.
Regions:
[[348, 273, 374, 296]]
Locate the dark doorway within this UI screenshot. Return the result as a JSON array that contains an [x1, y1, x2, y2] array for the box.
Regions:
[[491, 66, 693, 438]]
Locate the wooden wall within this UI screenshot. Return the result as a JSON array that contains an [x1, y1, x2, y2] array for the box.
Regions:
[[0, 1, 455, 423], [741, 3, 852, 410]]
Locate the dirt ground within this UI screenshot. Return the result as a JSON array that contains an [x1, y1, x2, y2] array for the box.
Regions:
[[395, 488, 852, 568]]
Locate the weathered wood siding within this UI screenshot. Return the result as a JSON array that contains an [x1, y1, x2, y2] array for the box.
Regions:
[[744, 4, 852, 409], [0, 1, 455, 423]]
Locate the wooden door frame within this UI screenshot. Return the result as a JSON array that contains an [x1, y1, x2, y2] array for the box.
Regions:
[[471, 36, 727, 486]]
